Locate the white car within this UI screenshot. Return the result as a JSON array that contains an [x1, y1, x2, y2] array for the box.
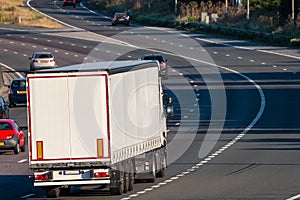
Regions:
[[29, 52, 57, 71]]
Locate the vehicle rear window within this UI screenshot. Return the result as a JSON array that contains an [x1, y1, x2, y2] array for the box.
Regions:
[[35, 54, 52, 59], [11, 80, 26, 89], [116, 13, 126, 17], [0, 122, 12, 130]]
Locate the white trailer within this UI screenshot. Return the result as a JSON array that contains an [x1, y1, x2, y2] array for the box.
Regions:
[[27, 60, 169, 198]]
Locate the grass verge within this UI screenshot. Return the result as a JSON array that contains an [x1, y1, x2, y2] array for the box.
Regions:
[[0, 0, 64, 29]]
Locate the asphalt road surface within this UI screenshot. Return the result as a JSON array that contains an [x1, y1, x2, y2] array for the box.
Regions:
[[0, 0, 300, 199]]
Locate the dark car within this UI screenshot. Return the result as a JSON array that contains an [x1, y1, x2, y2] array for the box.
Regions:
[[63, 0, 76, 8], [141, 54, 168, 79], [0, 119, 25, 154], [112, 12, 130, 26], [0, 96, 9, 119], [8, 78, 27, 107]]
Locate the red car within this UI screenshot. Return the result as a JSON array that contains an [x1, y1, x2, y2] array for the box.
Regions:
[[0, 119, 25, 154]]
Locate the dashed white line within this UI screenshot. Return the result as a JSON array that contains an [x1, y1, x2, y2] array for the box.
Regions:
[[18, 159, 27, 163], [20, 194, 34, 199]]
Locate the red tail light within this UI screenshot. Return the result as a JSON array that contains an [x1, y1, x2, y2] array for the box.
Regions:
[[35, 174, 49, 181], [94, 172, 110, 178], [50, 59, 55, 62], [33, 60, 38, 63], [9, 89, 13, 94], [6, 135, 13, 139], [160, 62, 166, 67]]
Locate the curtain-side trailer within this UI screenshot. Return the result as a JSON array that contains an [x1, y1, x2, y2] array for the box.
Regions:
[[27, 60, 169, 198]]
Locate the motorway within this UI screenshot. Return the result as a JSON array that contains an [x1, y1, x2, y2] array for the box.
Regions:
[[0, 0, 300, 199]]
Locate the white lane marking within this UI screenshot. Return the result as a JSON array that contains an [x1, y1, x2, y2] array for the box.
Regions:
[[0, 63, 23, 78], [287, 194, 300, 200], [4, 49, 8, 52], [250, 59, 254, 62], [226, 54, 230, 56], [20, 194, 35, 199], [18, 159, 27, 163], [238, 57, 242, 59], [196, 37, 300, 60]]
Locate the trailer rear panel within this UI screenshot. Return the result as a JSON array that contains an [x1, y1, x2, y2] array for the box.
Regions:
[[28, 72, 110, 165]]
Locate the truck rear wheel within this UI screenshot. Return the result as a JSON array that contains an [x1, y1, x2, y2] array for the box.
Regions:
[[148, 154, 156, 183], [45, 187, 60, 198], [156, 150, 167, 178], [110, 164, 124, 195], [123, 162, 129, 193], [128, 160, 134, 191]]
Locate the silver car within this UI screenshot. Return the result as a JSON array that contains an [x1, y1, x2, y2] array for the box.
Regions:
[[29, 52, 56, 71]]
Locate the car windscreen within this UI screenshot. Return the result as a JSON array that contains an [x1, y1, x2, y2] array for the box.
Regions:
[[35, 54, 53, 59], [0, 122, 13, 130], [143, 56, 164, 63]]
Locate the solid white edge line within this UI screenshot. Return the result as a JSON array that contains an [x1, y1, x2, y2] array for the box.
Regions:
[[287, 194, 300, 200]]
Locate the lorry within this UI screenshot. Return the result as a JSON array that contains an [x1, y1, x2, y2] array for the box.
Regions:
[[26, 60, 171, 198]]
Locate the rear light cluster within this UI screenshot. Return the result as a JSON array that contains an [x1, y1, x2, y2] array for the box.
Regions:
[[93, 169, 110, 178], [6, 135, 13, 140], [145, 161, 151, 171], [35, 173, 49, 181], [50, 59, 55, 62], [160, 62, 167, 67], [9, 89, 13, 95]]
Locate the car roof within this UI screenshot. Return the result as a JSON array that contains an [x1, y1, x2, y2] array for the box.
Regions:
[[33, 52, 53, 55], [142, 54, 165, 57], [0, 119, 14, 123], [11, 78, 26, 82]]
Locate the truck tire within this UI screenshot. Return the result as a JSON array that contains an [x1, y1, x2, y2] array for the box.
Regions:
[[128, 160, 134, 191], [123, 162, 129, 193], [60, 186, 71, 196], [148, 154, 156, 183], [45, 187, 60, 198], [110, 164, 124, 195], [156, 150, 167, 178]]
